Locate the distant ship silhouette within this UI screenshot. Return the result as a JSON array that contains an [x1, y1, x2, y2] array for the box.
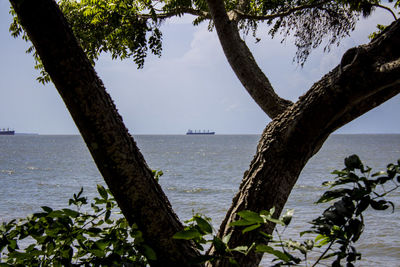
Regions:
[[0, 128, 15, 135], [186, 129, 215, 135]]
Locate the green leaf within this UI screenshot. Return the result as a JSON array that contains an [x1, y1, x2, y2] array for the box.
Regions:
[[105, 210, 111, 222], [282, 209, 294, 226], [229, 258, 240, 266], [222, 233, 231, 244], [242, 223, 260, 234], [230, 219, 256, 227], [268, 207, 276, 216], [315, 234, 331, 246], [194, 216, 212, 234], [8, 239, 18, 250], [173, 229, 202, 240], [230, 245, 249, 254], [97, 184, 108, 200], [322, 251, 340, 259], [62, 208, 80, 218], [255, 244, 290, 262], [355, 195, 370, 216], [344, 154, 363, 170], [41, 206, 53, 213], [47, 210, 64, 218], [237, 210, 263, 223], [316, 188, 352, 203], [212, 236, 227, 254], [265, 217, 285, 226], [142, 244, 157, 260], [94, 240, 109, 251], [87, 227, 102, 235], [370, 200, 389, 210], [372, 171, 386, 177], [331, 169, 348, 176], [348, 219, 363, 242], [259, 231, 273, 240]]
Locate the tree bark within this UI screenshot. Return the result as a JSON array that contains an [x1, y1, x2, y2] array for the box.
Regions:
[[206, 13, 400, 266], [9, 0, 200, 265], [206, 0, 293, 118]]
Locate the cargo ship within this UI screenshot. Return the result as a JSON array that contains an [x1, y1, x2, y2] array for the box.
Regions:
[[186, 129, 215, 135], [0, 128, 15, 135]]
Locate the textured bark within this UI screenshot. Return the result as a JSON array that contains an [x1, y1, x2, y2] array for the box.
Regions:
[[206, 15, 400, 266], [206, 0, 293, 118], [9, 0, 200, 265]]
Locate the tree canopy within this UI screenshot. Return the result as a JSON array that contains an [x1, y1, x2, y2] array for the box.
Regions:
[[10, 0, 399, 83]]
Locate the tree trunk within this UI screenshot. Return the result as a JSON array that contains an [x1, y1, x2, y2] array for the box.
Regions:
[[207, 17, 400, 266], [9, 0, 200, 265], [205, 0, 292, 118]]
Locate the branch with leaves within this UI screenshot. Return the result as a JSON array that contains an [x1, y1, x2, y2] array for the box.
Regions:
[[0, 185, 154, 266], [174, 155, 400, 266]]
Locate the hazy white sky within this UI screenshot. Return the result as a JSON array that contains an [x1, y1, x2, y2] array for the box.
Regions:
[[0, 0, 399, 135]]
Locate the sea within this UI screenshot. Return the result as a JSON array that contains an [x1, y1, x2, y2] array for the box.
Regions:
[[0, 134, 399, 266]]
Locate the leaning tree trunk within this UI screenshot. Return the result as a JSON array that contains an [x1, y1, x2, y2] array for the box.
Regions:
[[9, 0, 200, 265], [206, 17, 400, 266]]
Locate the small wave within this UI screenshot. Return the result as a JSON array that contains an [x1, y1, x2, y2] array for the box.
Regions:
[[294, 184, 324, 191], [1, 170, 14, 175], [27, 166, 39, 170], [166, 187, 210, 193], [166, 187, 234, 194], [184, 188, 210, 193]]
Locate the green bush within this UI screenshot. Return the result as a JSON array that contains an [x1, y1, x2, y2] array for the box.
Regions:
[[174, 155, 400, 266], [0, 185, 153, 266]]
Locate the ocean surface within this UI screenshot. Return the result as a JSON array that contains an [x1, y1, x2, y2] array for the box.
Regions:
[[0, 134, 399, 266]]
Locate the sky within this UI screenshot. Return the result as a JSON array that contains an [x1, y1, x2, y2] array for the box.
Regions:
[[0, 1, 399, 135]]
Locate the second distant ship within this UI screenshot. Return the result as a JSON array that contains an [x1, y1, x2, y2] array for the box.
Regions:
[[186, 129, 215, 135], [0, 128, 15, 135]]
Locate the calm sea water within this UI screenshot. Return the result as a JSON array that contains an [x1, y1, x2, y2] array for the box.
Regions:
[[0, 134, 399, 266]]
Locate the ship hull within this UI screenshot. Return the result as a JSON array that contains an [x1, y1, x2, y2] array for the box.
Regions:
[[0, 131, 15, 135], [186, 132, 215, 135]]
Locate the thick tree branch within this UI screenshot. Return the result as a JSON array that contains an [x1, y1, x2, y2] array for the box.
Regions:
[[208, 19, 400, 267], [140, 7, 210, 20], [233, 0, 328, 22], [9, 0, 200, 265], [206, 0, 292, 119], [372, 3, 397, 20]]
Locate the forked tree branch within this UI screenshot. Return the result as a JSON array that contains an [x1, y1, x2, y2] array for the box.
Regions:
[[139, 7, 210, 20], [233, 0, 329, 21], [206, 0, 292, 119], [372, 3, 397, 20]]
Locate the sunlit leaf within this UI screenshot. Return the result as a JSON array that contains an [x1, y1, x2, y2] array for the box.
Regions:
[[172, 229, 202, 240]]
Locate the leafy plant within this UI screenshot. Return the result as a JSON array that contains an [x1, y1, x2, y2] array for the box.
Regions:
[[0, 185, 153, 266], [303, 154, 400, 266], [174, 155, 400, 266]]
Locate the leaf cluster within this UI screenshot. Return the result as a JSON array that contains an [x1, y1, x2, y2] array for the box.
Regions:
[[0, 185, 153, 266], [9, 0, 399, 84], [173, 207, 297, 265], [303, 154, 400, 266], [9, 0, 164, 84], [59, 0, 163, 67], [174, 155, 400, 266], [173, 212, 257, 265]]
